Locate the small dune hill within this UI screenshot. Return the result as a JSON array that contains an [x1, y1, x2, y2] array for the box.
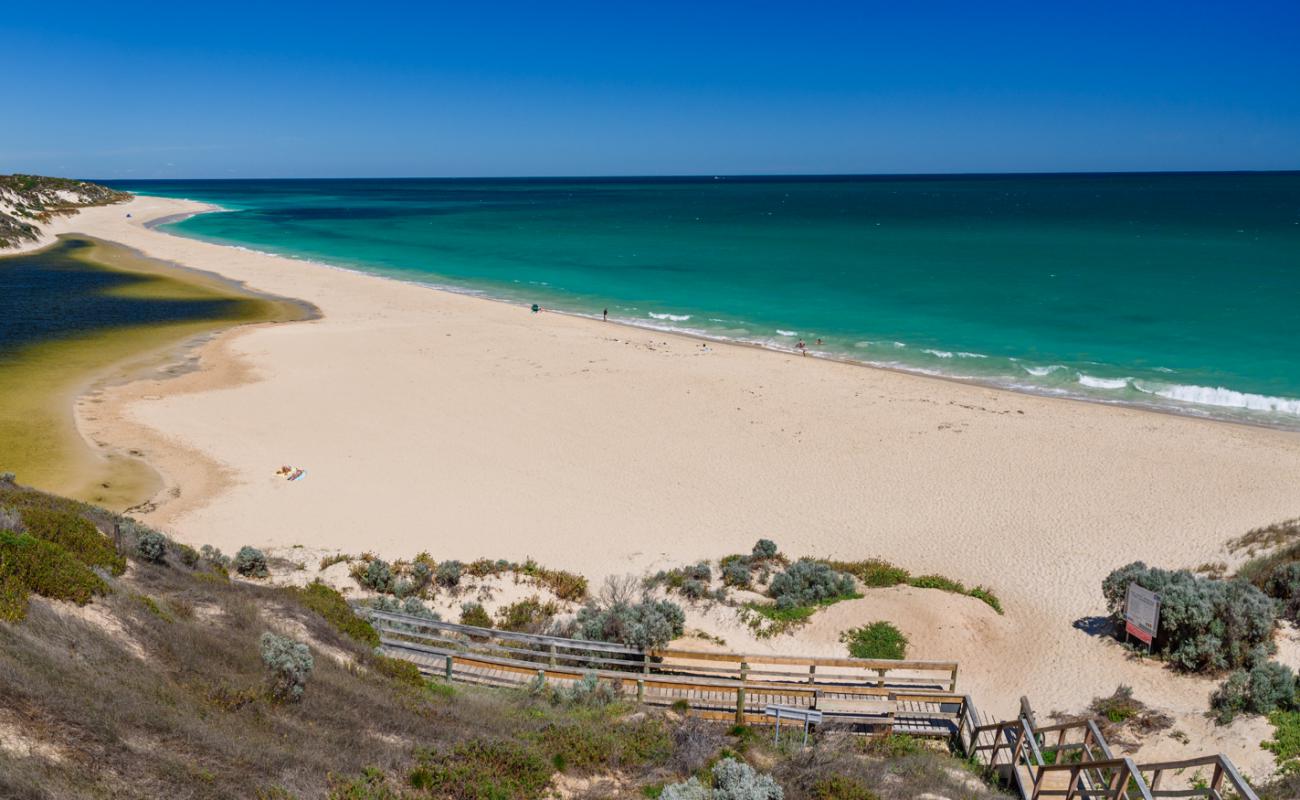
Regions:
[[0, 477, 1024, 800], [0, 174, 130, 248]]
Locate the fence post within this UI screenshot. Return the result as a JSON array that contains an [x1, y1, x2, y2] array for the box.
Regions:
[[642, 647, 650, 675], [636, 678, 645, 703], [808, 663, 816, 685], [444, 654, 453, 681], [548, 644, 557, 667], [735, 661, 748, 725]]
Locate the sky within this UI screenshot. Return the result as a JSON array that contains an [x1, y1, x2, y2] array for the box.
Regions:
[[2, 1, 1298, 178]]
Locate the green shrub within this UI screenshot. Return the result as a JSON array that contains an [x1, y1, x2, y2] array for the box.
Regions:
[[575, 597, 685, 649], [371, 654, 425, 689], [515, 559, 588, 602], [20, 507, 125, 574], [460, 601, 492, 628], [721, 560, 752, 588], [840, 622, 908, 660], [967, 586, 1004, 614], [769, 559, 855, 609], [175, 543, 200, 568], [496, 596, 557, 632], [0, 573, 27, 621], [435, 560, 463, 588], [136, 530, 168, 564], [556, 672, 617, 707], [0, 531, 108, 617], [1211, 662, 1297, 723], [295, 579, 380, 647], [661, 757, 783, 800], [234, 546, 269, 578], [908, 574, 966, 593], [355, 558, 394, 593], [752, 539, 779, 559], [680, 578, 709, 600], [200, 544, 231, 569], [410, 561, 432, 591], [826, 559, 910, 588], [1266, 563, 1300, 600], [260, 632, 313, 702], [407, 739, 553, 800], [1102, 562, 1276, 672], [859, 733, 923, 758], [1263, 710, 1300, 772]]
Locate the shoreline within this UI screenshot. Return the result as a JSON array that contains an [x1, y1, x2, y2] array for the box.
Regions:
[[15, 195, 1300, 776], [144, 199, 1299, 433], [0, 234, 305, 508]]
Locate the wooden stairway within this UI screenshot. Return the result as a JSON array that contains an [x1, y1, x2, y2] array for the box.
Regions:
[[958, 697, 1260, 800]]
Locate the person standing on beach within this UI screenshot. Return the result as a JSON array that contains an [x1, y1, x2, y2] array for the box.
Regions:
[[796, 339, 807, 355], [603, 308, 608, 321]]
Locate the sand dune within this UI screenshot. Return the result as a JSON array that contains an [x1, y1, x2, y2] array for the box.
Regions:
[[33, 196, 1300, 775]]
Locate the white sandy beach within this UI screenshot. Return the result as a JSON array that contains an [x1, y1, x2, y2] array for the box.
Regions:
[[24, 195, 1300, 775]]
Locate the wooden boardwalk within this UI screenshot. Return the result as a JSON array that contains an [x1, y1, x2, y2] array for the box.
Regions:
[[371, 611, 964, 735], [370, 610, 1261, 798]]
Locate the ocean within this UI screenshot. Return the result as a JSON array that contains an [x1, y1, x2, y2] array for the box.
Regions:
[[107, 173, 1300, 427]]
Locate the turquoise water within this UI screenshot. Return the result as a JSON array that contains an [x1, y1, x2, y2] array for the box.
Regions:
[[109, 175, 1300, 427]]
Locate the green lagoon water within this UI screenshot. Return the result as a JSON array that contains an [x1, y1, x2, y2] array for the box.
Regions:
[[108, 174, 1300, 427]]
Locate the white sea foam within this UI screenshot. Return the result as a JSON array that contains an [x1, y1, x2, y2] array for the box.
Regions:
[[892, 341, 906, 348], [922, 349, 954, 358], [775, 329, 798, 337], [1022, 365, 1067, 377], [1078, 375, 1131, 390], [1135, 383, 1300, 415], [648, 312, 691, 322], [956, 352, 988, 359]]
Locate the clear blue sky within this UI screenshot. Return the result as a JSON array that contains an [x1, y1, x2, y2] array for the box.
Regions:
[[3, 1, 1298, 178]]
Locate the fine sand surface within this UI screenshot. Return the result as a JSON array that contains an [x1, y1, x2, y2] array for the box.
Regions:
[[34, 196, 1300, 776]]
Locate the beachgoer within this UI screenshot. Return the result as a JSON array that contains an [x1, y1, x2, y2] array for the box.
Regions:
[[815, 338, 823, 346], [603, 308, 608, 321], [796, 340, 807, 355], [531, 303, 539, 314]]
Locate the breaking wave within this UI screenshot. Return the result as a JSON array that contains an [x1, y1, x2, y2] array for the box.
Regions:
[[1078, 375, 1131, 390], [1135, 383, 1300, 416]]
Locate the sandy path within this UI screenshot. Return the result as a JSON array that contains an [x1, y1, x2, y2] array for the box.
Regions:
[[32, 196, 1300, 776]]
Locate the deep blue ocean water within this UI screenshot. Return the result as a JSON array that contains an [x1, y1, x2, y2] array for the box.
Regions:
[[108, 174, 1300, 427]]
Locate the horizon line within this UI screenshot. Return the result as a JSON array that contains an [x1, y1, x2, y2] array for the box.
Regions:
[[88, 168, 1300, 183]]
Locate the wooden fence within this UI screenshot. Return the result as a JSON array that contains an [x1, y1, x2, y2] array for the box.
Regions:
[[370, 610, 1259, 799], [369, 610, 964, 734]]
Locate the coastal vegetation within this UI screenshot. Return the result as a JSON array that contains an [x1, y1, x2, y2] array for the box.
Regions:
[[0, 174, 129, 248], [649, 540, 1003, 639], [1101, 520, 1300, 782], [0, 479, 1019, 799], [1101, 561, 1275, 673], [839, 622, 908, 660], [347, 551, 588, 603]]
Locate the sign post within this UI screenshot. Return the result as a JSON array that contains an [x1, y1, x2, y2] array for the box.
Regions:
[[1124, 583, 1160, 652]]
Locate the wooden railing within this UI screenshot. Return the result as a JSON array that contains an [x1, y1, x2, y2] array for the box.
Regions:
[[961, 697, 1260, 800], [369, 611, 1259, 799], [368, 610, 964, 734]]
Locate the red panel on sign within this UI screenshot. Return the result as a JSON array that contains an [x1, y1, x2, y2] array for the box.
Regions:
[[1126, 620, 1153, 645]]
